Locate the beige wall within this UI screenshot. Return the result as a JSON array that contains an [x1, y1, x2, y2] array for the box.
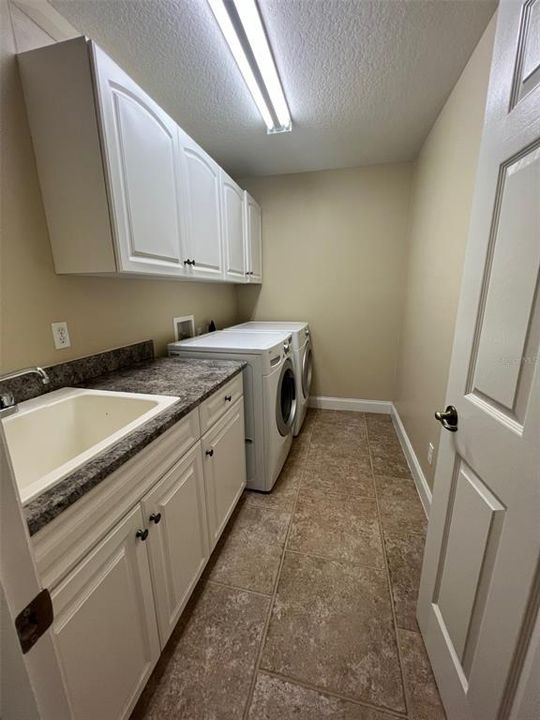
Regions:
[[1, 0, 496, 493], [394, 17, 496, 489], [237, 164, 413, 399], [0, 0, 238, 373]]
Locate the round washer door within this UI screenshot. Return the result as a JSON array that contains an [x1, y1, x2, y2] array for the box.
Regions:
[[276, 358, 297, 436], [302, 343, 313, 399]]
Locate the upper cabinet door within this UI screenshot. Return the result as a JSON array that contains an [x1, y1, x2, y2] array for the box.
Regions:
[[244, 192, 262, 283], [91, 44, 187, 276], [222, 173, 246, 282], [179, 131, 223, 280]]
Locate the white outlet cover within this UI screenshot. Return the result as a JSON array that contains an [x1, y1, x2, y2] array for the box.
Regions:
[[427, 442, 434, 465], [51, 321, 71, 350]]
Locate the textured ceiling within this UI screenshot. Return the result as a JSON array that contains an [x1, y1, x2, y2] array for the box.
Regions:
[[49, 0, 496, 177]]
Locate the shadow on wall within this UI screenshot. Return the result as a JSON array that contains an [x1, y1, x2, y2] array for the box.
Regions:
[[236, 285, 262, 322]]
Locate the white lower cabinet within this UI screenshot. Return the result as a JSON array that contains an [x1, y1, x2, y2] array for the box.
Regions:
[[203, 398, 247, 549], [141, 444, 208, 646], [51, 505, 160, 720], [44, 387, 246, 719]]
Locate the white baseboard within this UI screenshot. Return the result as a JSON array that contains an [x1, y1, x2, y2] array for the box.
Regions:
[[309, 396, 393, 414], [391, 405, 432, 517]]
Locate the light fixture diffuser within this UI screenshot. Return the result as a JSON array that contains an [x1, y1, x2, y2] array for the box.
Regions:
[[208, 0, 292, 134]]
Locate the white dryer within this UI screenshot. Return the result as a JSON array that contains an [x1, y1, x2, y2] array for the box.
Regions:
[[168, 331, 296, 492], [225, 322, 312, 436]]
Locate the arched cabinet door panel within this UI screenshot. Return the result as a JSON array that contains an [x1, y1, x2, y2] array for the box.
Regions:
[[222, 173, 246, 282], [179, 132, 224, 279], [244, 191, 262, 284], [92, 43, 187, 276]]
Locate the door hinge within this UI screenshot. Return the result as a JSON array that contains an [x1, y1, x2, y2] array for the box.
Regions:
[[15, 588, 53, 654]]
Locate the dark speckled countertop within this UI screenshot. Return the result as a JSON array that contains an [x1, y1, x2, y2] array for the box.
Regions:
[[24, 358, 245, 536]]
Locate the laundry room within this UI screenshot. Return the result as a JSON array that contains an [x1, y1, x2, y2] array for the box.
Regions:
[[1, 1, 539, 719]]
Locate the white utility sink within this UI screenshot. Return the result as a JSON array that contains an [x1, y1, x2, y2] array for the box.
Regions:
[[2, 387, 179, 505]]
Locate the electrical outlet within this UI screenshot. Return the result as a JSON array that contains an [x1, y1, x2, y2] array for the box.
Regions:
[[51, 321, 71, 350], [427, 442, 434, 466]]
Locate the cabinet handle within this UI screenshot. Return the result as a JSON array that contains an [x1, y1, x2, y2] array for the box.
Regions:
[[136, 528, 149, 542], [225, 394, 232, 402], [205, 448, 214, 457], [149, 513, 162, 524]]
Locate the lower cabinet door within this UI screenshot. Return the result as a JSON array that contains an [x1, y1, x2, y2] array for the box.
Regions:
[[141, 443, 209, 646], [51, 505, 159, 720], [203, 398, 247, 549]]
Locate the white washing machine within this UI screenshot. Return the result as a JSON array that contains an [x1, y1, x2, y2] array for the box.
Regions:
[[225, 322, 312, 436], [168, 331, 296, 492]]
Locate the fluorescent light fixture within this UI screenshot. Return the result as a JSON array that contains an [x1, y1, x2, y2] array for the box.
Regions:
[[208, 0, 292, 134]]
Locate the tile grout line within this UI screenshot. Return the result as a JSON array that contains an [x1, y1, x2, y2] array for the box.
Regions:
[[259, 668, 409, 720], [245, 415, 411, 719], [284, 546, 384, 574], [205, 578, 273, 600], [366, 417, 411, 718], [241, 437, 312, 719]]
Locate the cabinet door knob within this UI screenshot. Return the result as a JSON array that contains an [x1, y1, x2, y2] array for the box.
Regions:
[[224, 394, 232, 402], [183, 259, 190, 265], [206, 448, 214, 457], [136, 528, 149, 542], [191, 259, 196, 266], [149, 512, 162, 524]]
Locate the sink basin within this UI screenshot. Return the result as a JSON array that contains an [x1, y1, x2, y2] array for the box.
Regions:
[[2, 387, 179, 505]]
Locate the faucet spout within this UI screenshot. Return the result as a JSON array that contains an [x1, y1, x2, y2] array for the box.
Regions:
[[0, 366, 51, 386], [36, 367, 50, 385], [0, 366, 50, 418]]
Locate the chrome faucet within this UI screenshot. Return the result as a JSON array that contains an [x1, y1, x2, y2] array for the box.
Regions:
[[0, 367, 50, 418]]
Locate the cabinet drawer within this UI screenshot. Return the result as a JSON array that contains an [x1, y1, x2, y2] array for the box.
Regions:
[[199, 373, 243, 434]]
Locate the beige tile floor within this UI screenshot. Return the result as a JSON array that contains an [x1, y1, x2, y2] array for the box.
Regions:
[[131, 409, 446, 720]]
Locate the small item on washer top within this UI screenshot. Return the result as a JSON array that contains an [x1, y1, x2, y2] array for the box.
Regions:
[[208, 320, 217, 332]]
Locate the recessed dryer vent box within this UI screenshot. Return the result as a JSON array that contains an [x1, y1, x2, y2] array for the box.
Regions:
[[173, 315, 195, 342]]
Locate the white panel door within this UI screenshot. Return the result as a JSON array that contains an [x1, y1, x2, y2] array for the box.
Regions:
[[202, 399, 246, 549], [417, 3, 540, 719], [244, 192, 262, 283], [51, 505, 159, 720], [179, 130, 223, 279], [141, 444, 209, 647], [91, 43, 186, 277], [222, 173, 246, 282], [0, 431, 72, 720]]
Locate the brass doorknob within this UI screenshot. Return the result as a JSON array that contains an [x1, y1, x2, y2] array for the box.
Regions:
[[435, 405, 458, 432]]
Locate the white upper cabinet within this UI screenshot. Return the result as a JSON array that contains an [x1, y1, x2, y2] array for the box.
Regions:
[[18, 37, 262, 285], [244, 192, 262, 283], [92, 44, 187, 276], [179, 131, 223, 279], [222, 173, 246, 282]]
